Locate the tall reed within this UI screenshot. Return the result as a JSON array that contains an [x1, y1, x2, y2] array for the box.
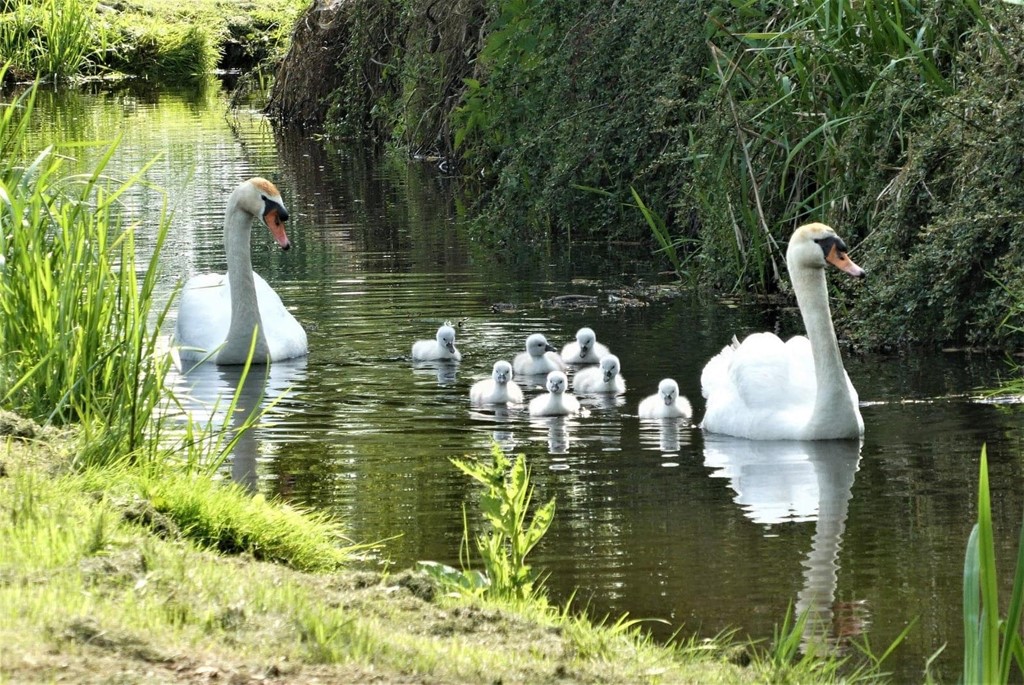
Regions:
[[961, 445, 1024, 684], [701, 0, 989, 291], [0, 81, 170, 467]]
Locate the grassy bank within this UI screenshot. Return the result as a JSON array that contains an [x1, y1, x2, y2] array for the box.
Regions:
[[0, 0, 304, 83], [0, 422, 767, 684], [1, 417, 895, 684]]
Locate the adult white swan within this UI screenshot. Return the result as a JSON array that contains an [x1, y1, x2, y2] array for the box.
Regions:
[[700, 223, 865, 440], [175, 178, 307, 365]]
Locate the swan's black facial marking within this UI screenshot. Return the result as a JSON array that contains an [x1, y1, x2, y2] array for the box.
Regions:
[[815, 233, 866, 278], [262, 196, 289, 222], [814, 235, 847, 259]]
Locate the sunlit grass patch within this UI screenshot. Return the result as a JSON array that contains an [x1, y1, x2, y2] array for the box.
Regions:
[[0, 0, 307, 82], [0, 0, 103, 82], [108, 20, 217, 82], [67, 465, 361, 573]]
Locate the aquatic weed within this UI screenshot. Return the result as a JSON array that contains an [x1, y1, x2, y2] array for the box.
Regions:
[[449, 443, 555, 603]]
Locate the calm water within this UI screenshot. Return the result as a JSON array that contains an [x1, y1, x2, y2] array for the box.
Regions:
[[23, 82, 1024, 682]]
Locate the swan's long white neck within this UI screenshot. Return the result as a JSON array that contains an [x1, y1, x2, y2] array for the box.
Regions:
[[791, 262, 859, 438], [217, 197, 269, 364]]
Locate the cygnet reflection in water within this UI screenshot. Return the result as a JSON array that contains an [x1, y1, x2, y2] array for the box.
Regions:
[[412, 359, 459, 386]]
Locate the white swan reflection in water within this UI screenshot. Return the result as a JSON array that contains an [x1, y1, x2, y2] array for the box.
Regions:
[[524, 415, 587, 456], [703, 437, 864, 655], [169, 357, 309, 492], [638, 417, 693, 454], [412, 359, 459, 386]]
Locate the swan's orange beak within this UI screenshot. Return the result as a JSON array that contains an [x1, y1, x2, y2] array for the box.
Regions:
[[264, 207, 291, 251], [826, 244, 865, 279]]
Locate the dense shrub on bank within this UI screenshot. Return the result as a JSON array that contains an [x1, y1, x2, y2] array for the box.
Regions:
[[273, 0, 1024, 351], [849, 11, 1024, 349]]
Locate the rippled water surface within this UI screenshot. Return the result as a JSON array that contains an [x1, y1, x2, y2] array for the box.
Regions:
[[25, 83, 1024, 682]]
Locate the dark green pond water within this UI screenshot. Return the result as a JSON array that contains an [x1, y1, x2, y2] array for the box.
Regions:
[[24, 82, 1024, 682]]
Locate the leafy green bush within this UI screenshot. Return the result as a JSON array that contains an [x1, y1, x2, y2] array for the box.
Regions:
[[455, 0, 711, 250], [845, 6, 1024, 349], [694, 0, 987, 292]]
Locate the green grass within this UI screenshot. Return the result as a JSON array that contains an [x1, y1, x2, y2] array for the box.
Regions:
[[0, 0, 103, 82], [0, 434, 767, 684], [0, 82, 172, 468], [0, 0, 305, 82], [78, 466, 361, 573]]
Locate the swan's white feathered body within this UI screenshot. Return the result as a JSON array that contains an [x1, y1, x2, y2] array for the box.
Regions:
[[412, 324, 462, 361], [560, 327, 609, 365], [529, 371, 580, 416], [572, 354, 625, 395], [176, 178, 307, 365], [514, 333, 566, 377], [700, 223, 865, 440], [177, 272, 306, 363], [638, 378, 692, 419], [470, 360, 523, 404]]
